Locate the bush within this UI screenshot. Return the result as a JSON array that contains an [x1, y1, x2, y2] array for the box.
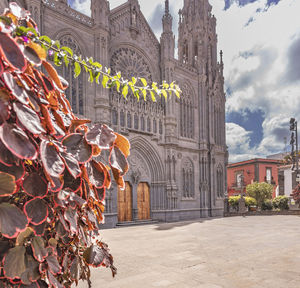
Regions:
[[245, 196, 257, 208], [261, 199, 273, 210], [228, 195, 240, 210], [246, 182, 273, 207], [272, 196, 289, 210]]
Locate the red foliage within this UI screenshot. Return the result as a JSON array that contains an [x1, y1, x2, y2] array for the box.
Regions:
[[291, 184, 300, 206], [0, 3, 130, 287]]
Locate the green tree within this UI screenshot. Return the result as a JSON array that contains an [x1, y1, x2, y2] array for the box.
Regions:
[[246, 182, 273, 207]]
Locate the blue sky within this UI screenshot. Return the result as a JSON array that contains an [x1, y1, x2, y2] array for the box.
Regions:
[[68, 0, 300, 163]]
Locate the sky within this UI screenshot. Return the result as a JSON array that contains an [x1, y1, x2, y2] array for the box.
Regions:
[[68, 0, 300, 163]]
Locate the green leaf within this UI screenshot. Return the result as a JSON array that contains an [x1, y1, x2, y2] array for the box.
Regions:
[[134, 90, 140, 101], [162, 81, 169, 89], [63, 55, 69, 67], [122, 85, 128, 98], [61, 46, 73, 57], [82, 60, 89, 73], [93, 61, 102, 70], [141, 89, 147, 101], [140, 78, 147, 87], [74, 62, 81, 78], [161, 90, 168, 100], [102, 75, 109, 88], [88, 69, 94, 83], [117, 72, 121, 79], [115, 80, 120, 92], [24, 27, 38, 37], [54, 52, 62, 66], [132, 77, 137, 85], [95, 72, 101, 84], [150, 91, 156, 102], [39, 35, 52, 45], [0, 16, 12, 26], [175, 90, 180, 98]]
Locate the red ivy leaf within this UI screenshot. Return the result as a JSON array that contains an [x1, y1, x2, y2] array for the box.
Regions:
[[0, 203, 28, 238], [24, 198, 48, 225], [0, 122, 38, 160], [23, 172, 48, 198]]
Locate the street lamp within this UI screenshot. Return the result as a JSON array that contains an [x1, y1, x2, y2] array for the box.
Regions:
[[290, 118, 300, 183]]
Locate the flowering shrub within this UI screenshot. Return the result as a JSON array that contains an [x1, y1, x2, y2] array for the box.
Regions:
[[0, 3, 134, 287], [272, 196, 289, 210]]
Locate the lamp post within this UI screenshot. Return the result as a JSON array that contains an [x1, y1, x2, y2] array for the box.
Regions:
[[238, 173, 247, 213], [290, 118, 300, 183]]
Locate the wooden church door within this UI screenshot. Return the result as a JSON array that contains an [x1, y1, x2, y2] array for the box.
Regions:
[[118, 182, 132, 222], [137, 182, 150, 220]]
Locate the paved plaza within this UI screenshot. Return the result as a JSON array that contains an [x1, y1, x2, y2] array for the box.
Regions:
[[80, 216, 300, 288]]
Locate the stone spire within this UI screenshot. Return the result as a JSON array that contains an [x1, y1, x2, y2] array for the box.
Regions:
[[160, 0, 175, 60], [162, 0, 172, 33]]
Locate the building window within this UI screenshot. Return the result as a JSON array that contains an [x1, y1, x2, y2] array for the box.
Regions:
[[236, 172, 243, 188], [127, 112, 132, 128], [141, 116, 145, 131], [180, 84, 194, 138], [153, 119, 157, 133], [147, 117, 151, 132], [112, 109, 118, 125], [134, 114, 139, 130], [120, 110, 125, 127], [58, 36, 84, 115], [183, 40, 188, 64], [266, 168, 272, 184], [182, 158, 194, 198], [159, 120, 163, 135]]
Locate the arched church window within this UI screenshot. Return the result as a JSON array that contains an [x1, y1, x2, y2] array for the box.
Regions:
[[134, 114, 139, 130], [153, 119, 157, 134], [159, 120, 163, 135], [127, 112, 132, 128], [58, 36, 84, 115], [120, 110, 125, 127], [147, 117, 151, 132], [180, 83, 194, 139], [141, 116, 145, 131], [112, 109, 118, 125], [182, 158, 194, 199]]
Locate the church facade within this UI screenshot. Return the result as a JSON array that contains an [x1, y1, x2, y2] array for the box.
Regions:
[[1, 0, 227, 227]]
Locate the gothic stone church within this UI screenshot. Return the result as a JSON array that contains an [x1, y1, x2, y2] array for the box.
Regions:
[[1, 0, 227, 227]]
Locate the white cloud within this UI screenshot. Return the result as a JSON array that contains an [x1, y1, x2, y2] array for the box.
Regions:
[[226, 122, 261, 162], [211, 0, 300, 161], [71, 0, 90, 16]]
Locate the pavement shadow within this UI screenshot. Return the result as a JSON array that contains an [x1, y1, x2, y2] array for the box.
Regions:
[[155, 217, 217, 231]]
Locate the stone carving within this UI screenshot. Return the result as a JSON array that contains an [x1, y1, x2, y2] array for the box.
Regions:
[[110, 47, 152, 84], [129, 152, 150, 181]]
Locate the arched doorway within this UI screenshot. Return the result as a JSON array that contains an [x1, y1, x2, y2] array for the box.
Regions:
[[137, 182, 150, 220], [118, 182, 132, 222]]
